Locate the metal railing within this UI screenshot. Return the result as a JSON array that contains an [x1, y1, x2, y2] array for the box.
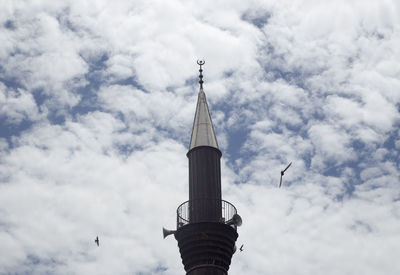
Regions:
[[177, 199, 237, 229]]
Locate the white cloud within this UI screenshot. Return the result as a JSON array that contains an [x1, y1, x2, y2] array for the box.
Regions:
[[0, 84, 40, 124], [309, 124, 355, 165]]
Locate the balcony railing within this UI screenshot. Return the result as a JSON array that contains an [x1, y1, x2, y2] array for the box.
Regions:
[[177, 199, 237, 229]]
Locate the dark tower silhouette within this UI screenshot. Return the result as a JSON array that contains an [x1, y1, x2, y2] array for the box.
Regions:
[[164, 61, 242, 275]]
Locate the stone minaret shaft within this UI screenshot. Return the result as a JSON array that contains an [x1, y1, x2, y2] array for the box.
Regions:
[[188, 89, 222, 223]]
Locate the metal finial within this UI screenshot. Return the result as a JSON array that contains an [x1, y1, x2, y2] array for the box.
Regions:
[[197, 60, 205, 90]]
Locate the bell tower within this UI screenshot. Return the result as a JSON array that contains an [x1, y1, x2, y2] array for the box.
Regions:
[[164, 61, 242, 275]]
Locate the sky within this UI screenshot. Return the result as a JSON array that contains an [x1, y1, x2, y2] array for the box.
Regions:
[[1, 0, 400, 274]]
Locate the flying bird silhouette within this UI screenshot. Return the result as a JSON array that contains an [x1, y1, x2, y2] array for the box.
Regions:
[[239, 244, 244, 252], [279, 162, 292, 188], [95, 236, 99, 247]]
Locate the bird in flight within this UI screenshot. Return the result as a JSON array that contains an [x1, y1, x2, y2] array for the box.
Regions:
[[95, 236, 99, 247], [279, 162, 292, 188], [239, 244, 244, 252]]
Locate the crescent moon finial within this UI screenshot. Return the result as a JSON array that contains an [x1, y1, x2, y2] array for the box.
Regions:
[[196, 60, 205, 90]]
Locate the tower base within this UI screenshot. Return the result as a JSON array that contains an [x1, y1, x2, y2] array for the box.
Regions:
[[175, 222, 238, 275]]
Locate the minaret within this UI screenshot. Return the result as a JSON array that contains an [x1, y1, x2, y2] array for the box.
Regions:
[[163, 61, 242, 275]]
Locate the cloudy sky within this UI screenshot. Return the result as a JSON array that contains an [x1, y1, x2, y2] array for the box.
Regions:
[[1, 0, 400, 274]]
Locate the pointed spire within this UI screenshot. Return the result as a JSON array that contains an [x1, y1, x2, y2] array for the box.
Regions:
[[189, 61, 219, 150]]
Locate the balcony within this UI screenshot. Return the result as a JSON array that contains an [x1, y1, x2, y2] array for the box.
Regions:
[[177, 199, 238, 229]]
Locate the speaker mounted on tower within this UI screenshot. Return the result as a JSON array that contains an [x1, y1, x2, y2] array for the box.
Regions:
[[227, 214, 242, 227], [162, 227, 176, 239]]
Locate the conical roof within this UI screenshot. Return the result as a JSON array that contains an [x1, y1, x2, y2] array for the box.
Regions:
[[189, 88, 219, 150]]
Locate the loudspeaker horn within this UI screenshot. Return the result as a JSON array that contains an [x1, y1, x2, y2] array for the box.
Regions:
[[227, 214, 242, 227], [163, 227, 176, 239]]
